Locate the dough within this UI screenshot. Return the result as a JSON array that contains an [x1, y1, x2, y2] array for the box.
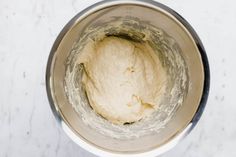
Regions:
[[77, 37, 167, 124]]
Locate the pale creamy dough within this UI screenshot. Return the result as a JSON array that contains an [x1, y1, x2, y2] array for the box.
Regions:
[[77, 37, 167, 124]]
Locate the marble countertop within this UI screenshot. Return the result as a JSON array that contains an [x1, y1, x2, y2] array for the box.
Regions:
[[0, 0, 235, 156]]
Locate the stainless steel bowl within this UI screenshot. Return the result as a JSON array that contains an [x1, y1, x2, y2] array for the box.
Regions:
[[46, 0, 210, 156]]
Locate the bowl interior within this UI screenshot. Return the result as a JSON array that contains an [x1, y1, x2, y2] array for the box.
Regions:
[[47, 1, 204, 154]]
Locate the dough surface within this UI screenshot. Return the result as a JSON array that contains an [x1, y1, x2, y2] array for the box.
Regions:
[[78, 37, 167, 124]]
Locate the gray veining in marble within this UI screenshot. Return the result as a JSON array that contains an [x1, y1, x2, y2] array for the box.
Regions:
[[0, 0, 236, 157]]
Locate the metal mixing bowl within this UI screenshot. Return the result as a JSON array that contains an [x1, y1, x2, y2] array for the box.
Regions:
[[46, 0, 210, 156]]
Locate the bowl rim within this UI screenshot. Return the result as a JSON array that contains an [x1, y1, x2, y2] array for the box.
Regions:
[[46, 0, 210, 156]]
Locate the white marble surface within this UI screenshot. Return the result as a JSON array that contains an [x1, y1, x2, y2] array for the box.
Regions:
[[0, 0, 236, 156]]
